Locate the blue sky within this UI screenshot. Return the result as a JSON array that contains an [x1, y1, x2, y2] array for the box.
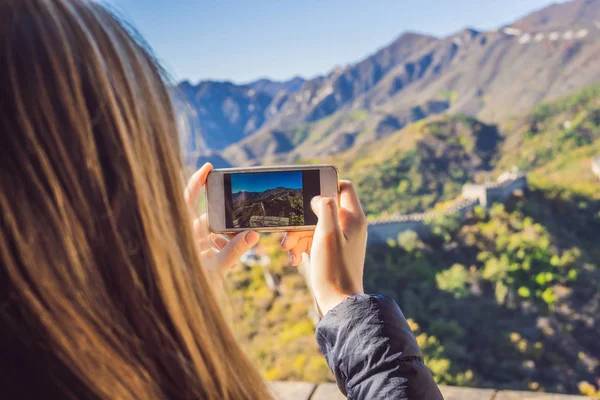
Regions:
[[104, 0, 555, 83], [231, 171, 303, 194]]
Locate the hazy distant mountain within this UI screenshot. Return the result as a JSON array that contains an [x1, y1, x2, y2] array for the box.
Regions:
[[182, 0, 600, 166], [192, 151, 232, 169], [175, 76, 305, 153], [175, 80, 275, 151], [247, 77, 306, 97]]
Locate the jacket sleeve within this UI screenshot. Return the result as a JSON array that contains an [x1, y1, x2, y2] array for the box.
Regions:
[[315, 294, 444, 400]]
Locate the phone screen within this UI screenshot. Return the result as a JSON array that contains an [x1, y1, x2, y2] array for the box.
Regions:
[[223, 170, 320, 229]]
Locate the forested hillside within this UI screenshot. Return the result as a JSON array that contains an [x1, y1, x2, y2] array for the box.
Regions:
[[331, 83, 600, 218], [223, 83, 600, 397], [334, 115, 502, 216], [498, 83, 600, 198]]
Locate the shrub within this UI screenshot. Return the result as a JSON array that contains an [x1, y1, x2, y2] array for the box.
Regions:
[[436, 264, 470, 298]]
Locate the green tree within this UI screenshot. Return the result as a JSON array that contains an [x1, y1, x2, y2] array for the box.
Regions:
[[436, 264, 470, 298]]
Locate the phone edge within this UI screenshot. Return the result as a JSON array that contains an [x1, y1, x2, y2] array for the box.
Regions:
[[206, 164, 339, 234]]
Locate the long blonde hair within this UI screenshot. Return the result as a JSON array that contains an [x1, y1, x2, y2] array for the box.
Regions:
[[0, 0, 270, 398]]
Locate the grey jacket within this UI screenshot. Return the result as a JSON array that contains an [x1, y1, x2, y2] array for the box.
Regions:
[[315, 294, 444, 400]]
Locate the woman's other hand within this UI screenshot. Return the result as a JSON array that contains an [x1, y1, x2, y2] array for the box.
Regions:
[[281, 181, 367, 315], [185, 163, 260, 277]]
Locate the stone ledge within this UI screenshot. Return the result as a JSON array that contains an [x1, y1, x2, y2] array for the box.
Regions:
[[441, 386, 496, 400], [494, 391, 592, 400], [270, 382, 316, 399], [311, 384, 344, 400], [270, 382, 592, 400]]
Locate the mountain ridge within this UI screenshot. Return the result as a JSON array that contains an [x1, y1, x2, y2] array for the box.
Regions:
[[178, 0, 600, 166]]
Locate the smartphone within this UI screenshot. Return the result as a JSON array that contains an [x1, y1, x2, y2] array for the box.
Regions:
[[206, 164, 339, 233]]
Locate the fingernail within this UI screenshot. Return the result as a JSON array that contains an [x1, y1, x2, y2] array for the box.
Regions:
[[245, 231, 260, 246], [311, 196, 321, 209], [289, 254, 295, 265]]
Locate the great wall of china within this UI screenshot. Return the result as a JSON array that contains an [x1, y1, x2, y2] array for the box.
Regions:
[[500, 26, 595, 44], [366, 155, 600, 246], [495, 18, 600, 45], [366, 171, 528, 246]]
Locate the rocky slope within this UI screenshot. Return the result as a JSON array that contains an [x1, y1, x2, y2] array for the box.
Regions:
[[181, 0, 600, 166]]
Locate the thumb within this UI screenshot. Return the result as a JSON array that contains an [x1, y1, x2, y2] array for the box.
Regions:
[[311, 196, 344, 242]]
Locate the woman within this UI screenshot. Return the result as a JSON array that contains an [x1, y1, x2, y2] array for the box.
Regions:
[[0, 0, 442, 399]]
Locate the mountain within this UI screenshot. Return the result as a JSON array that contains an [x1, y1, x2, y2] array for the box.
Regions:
[[232, 187, 303, 208], [495, 82, 600, 197], [232, 187, 304, 227], [337, 82, 600, 219], [179, 0, 600, 166], [175, 76, 306, 153], [226, 81, 600, 396], [510, 0, 600, 31], [336, 115, 503, 216], [175, 80, 275, 151], [247, 77, 306, 97]]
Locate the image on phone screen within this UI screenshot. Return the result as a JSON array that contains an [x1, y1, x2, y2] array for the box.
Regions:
[[224, 170, 320, 228]]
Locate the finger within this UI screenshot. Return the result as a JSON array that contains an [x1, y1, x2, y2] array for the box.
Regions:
[[212, 234, 229, 250], [338, 181, 368, 235], [197, 233, 229, 251], [289, 250, 302, 267], [217, 231, 260, 268], [185, 163, 213, 213], [293, 236, 312, 257], [197, 237, 216, 252], [339, 180, 364, 215], [193, 214, 211, 239], [281, 231, 313, 250], [200, 247, 219, 260], [289, 236, 312, 266], [311, 196, 344, 240], [338, 206, 368, 238]]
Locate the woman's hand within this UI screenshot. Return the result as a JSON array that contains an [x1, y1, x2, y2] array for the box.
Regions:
[[281, 181, 367, 315], [185, 163, 260, 277]]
